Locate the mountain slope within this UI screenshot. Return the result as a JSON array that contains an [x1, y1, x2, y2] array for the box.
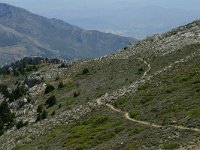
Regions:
[[0, 3, 135, 65], [0, 24, 59, 65], [0, 20, 200, 150]]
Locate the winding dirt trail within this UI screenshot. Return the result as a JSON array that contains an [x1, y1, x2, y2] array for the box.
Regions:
[[124, 112, 163, 128], [96, 58, 200, 132], [138, 58, 151, 78], [97, 98, 162, 128], [97, 98, 200, 132]]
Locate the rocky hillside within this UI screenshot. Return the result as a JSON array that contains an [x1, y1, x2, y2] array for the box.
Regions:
[[0, 20, 200, 150], [0, 3, 135, 65]]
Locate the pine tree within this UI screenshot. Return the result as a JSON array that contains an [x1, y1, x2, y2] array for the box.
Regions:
[[41, 110, 48, 119], [46, 96, 56, 107], [0, 101, 15, 134], [45, 84, 55, 94]]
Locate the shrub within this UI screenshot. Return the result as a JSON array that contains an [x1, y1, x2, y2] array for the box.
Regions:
[[36, 109, 48, 122], [94, 117, 109, 125], [36, 114, 42, 122], [13, 69, 19, 76], [138, 67, 144, 72], [45, 84, 55, 94], [188, 108, 200, 118], [140, 98, 151, 105], [113, 98, 126, 107], [0, 84, 10, 99], [51, 111, 56, 116], [41, 110, 48, 119], [73, 92, 80, 98], [164, 143, 179, 149], [130, 109, 140, 118], [27, 97, 32, 103], [0, 84, 23, 102], [37, 105, 43, 113], [58, 81, 65, 89], [55, 76, 60, 81], [82, 68, 89, 75], [138, 84, 149, 91], [0, 101, 15, 134], [58, 104, 62, 109], [18, 66, 25, 75], [60, 63, 66, 68], [12, 85, 27, 100], [124, 46, 128, 50], [16, 121, 28, 129], [46, 96, 56, 107]]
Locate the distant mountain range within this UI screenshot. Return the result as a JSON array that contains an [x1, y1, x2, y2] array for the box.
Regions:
[[0, 3, 135, 65], [13, 0, 200, 39], [67, 5, 200, 39]]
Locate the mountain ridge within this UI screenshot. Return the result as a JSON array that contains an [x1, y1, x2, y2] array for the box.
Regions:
[[0, 3, 135, 65]]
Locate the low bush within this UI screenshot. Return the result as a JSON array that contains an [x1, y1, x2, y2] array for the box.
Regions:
[[82, 68, 89, 75], [16, 121, 28, 129], [45, 84, 55, 94], [46, 96, 56, 107]]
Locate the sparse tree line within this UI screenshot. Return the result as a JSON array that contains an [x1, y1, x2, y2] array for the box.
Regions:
[[0, 56, 68, 76], [0, 84, 27, 102], [0, 65, 87, 135], [0, 83, 30, 135], [0, 101, 15, 135], [0, 64, 39, 76]]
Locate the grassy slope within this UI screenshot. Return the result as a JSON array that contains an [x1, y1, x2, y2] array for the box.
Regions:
[[0, 54, 145, 121], [12, 108, 199, 150], [34, 56, 146, 116], [10, 44, 200, 150], [113, 46, 200, 128]]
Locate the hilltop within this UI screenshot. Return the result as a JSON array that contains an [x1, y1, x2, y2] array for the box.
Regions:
[[0, 20, 200, 150], [0, 3, 135, 65]]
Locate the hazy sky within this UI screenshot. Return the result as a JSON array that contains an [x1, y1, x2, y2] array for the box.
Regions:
[[1, 0, 200, 13], [1, 0, 200, 38]]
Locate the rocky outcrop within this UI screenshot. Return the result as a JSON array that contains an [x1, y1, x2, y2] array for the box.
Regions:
[[9, 98, 36, 123], [29, 83, 46, 97], [0, 102, 100, 150], [24, 72, 43, 88]]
